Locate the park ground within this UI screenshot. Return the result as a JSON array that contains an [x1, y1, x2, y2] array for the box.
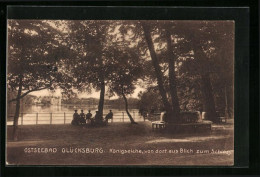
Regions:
[[6, 121, 234, 166]]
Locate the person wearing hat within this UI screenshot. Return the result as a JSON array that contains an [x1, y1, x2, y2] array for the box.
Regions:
[[105, 110, 113, 123], [85, 110, 92, 124], [92, 111, 100, 125], [79, 109, 86, 124]]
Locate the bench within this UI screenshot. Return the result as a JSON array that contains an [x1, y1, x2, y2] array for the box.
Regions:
[[163, 120, 212, 133], [152, 121, 166, 130]]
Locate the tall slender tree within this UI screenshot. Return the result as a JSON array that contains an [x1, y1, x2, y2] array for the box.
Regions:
[[164, 24, 181, 121], [140, 21, 173, 115], [106, 45, 144, 124]]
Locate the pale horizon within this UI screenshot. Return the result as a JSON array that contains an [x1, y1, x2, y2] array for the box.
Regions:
[[29, 86, 145, 99]]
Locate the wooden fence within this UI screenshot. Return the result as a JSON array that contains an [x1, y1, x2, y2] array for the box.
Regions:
[[7, 111, 144, 125]]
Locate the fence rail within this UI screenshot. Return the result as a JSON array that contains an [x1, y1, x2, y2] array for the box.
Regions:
[[7, 111, 145, 125]]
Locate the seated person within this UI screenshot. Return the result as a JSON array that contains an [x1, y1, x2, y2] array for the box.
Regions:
[[79, 110, 86, 124], [85, 110, 92, 124], [94, 111, 99, 119], [71, 110, 80, 125], [93, 111, 107, 125], [160, 111, 167, 122], [92, 111, 101, 124], [105, 110, 113, 122]]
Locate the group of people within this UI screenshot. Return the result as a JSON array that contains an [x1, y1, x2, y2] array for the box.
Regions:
[[71, 109, 113, 126]]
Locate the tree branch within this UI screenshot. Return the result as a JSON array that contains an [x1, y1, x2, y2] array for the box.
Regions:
[[8, 86, 50, 103], [8, 78, 54, 103]]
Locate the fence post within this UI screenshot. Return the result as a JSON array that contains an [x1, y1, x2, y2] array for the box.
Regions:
[[122, 112, 124, 122], [50, 113, 52, 124], [21, 113, 23, 125], [36, 113, 38, 125], [64, 112, 66, 124], [133, 111, 135, 120]]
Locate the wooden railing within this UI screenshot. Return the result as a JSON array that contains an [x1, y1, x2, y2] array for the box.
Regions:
[[7, 111, 144, 125]]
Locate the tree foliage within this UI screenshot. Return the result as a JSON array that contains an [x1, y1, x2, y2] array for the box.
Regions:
[[7, 20, 234, 134], [8, 20, 71, 140]]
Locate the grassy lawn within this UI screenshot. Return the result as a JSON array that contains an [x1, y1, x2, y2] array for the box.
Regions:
[[6, 121, 234, 166]]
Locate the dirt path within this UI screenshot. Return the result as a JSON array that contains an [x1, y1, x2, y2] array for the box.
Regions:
[[6, 122, 234, 166]]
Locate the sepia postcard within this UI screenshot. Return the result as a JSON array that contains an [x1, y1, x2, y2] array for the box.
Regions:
[[6, 19, 235, 166]]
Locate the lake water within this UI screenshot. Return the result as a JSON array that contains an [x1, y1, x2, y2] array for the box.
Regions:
[[7, 104, 144, 125]]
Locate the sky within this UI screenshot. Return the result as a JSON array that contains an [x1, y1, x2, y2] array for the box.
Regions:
[[29, 86, 145, 99]]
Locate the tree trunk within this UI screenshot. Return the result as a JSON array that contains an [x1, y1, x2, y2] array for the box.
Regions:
[[13, 74, 23, 141], [141, 22, 172, 114], [122, 88, 137, 124], [224, 84, 228, 118], [95, 26, 105, 124], [229, 84, 234, 118], [192, 43, 217, 123], [200, 73, 218, 122], [165, 29, 181, 122], [225, 83, 233, 119], [97, 77, 105, 123]]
